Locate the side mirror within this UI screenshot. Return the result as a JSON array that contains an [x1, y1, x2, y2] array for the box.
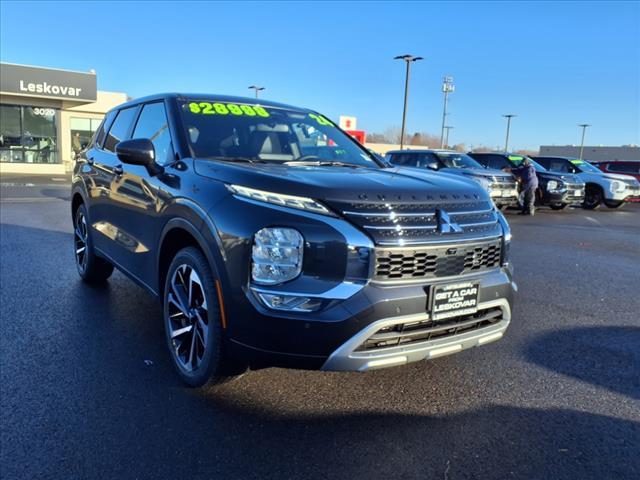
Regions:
[[116, 138, 164, 176]]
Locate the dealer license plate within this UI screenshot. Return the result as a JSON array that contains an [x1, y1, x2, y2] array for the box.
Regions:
[[431, 281, 480, 321], [572, 190, 582, 196]]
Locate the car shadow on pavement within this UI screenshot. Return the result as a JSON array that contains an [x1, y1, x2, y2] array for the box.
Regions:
[[187, 399, 640, 480], [525, 326, 640, 400]]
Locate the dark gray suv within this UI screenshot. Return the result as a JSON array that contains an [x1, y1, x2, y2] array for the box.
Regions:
[[72, 94, 516, 387]]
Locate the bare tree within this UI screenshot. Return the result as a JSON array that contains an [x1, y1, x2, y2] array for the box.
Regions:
[[366, 133, 390, 143], [514, 149, 539, 156]]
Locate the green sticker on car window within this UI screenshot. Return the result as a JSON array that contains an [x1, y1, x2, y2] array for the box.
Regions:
[[308, 113, 333, 126], [508, 155, 524, 161], [187, 102, 270, 117], [570, 159, 585, 165]]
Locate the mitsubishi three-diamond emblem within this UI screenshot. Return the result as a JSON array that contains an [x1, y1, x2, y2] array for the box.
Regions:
[[437, 209, 463, 234]]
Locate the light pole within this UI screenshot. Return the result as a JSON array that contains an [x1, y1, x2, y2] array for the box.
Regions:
[[440, 76, 455, 148], [502, 114, 517, 152], [248, 85, 265, 98], [444, 126, 454, 148], [578, 124, 591, 160], [394, 54, 423, 149]]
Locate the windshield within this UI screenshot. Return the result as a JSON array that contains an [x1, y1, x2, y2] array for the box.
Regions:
[[569, 158, 602, 173], [507, 155, 548, 172], [179, 100, 379, 168], [435, 152, 484, 169]]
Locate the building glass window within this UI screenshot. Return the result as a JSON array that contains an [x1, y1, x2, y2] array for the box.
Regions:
[[0, 105, 59, 163], [70, 117, 103, 156]]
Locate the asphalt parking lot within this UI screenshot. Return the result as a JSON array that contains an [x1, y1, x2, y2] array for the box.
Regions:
[[1, 182, 639, 480]]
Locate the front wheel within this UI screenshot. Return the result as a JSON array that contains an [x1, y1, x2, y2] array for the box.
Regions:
[[74, 203, 114, 283], [583, 186, 603, 210], [163, 247, 239, 387], [604, 200, 625, 209]]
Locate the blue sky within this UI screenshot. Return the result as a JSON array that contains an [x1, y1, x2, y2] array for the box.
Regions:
[[1, 1, 638, 149]]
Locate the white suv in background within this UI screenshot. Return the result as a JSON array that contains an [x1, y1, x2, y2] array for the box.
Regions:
[[534, 156, 640, 209]]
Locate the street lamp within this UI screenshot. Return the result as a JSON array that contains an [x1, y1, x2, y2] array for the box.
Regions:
[[578, 124, 591, 160], [440, 76, 455, 148], [248, 85, 265, 98], [444, 126, 454, 148], [394, 54, 423, 149], [502, 114, 517, 152]]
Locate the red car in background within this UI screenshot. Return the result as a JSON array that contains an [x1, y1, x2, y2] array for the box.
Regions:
[[592, 160, 640, 181]]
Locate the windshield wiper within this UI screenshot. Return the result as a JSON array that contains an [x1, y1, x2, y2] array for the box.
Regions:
[[285, 160, 359, 168], [206, 156, 267, 164]]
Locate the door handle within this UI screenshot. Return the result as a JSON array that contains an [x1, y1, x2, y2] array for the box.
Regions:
[[113, 164, 123, 175]]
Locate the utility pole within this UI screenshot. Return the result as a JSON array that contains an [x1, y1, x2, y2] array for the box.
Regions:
[[444, 126, 454, 148], [502, 114, 517, 152], [440, 76, 455, 148], [394, 54, 423, 149], [248, 85, 265, 98], [578, 124, 591, 160]]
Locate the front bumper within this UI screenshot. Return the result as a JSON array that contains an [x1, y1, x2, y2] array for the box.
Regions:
[[228, 267, 517, 371], [542, 188, 585, 206], [322, 298, 510, 371]]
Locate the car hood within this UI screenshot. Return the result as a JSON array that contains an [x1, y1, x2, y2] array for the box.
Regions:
[[587, 172, 638, 183], [440, 167, 514, 180], [194, 160, 489, 204], [537, 170, 582, 184]]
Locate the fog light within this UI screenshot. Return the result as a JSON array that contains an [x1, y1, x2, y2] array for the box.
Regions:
[[257, 293, 321, 312]]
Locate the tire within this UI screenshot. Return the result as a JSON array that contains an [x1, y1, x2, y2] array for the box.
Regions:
[[163, 246, 237, 387], [583, 186, 603, 210], [550, 204, 567, 210], [604, 200, 624, 209], [73, 203, 114, 283]]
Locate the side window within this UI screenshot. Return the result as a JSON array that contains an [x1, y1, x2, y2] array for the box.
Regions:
[[548, 161, 569, 173], [389, 153, 418, 167], [607, 163, 637, 174], [486, 156, 506, 169], [104, 107, 138, 153], [132, 102, 175, 165], [418, 152, 440, 169], [93, 110, 117, 149], [470, 154, 489, 167]]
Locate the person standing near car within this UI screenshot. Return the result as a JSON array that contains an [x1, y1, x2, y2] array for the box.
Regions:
[[507, 157, 538, 215]]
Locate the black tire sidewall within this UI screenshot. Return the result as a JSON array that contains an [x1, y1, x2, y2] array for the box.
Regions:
[[583, 187, 602, 210], [163, 247, 222, 387]]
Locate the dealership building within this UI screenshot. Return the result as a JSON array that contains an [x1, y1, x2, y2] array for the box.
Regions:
[[0, 62, 127, 175]]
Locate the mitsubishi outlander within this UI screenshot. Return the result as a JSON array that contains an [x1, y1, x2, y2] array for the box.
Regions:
[[72, 94, 516, 386]]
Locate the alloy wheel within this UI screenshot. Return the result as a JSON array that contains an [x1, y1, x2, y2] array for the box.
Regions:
[[166, 264, 209, 372], [74, 211, 88, 272]]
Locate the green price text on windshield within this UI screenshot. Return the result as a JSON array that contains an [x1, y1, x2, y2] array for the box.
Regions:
[[308, 113, 333, 126], [188, 102, 270, 117], [570, 159, 585, 164]]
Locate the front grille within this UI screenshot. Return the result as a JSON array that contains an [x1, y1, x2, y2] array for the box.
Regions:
[[326, 198, 501, 246], [490, 176, 517, 190], [374, 240, 501, 281], [356, 307, 504, 351]]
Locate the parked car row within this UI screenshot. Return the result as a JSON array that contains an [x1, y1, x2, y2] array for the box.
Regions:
[[383, 149, 640, 211]]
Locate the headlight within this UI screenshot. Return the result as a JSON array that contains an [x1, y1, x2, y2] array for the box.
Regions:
[[252, 227, 303, 285], [546, 180, 563, 191], [610, 181, 625, 193], [497, 210, 511, 267], [227, 184, 334, 216]]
